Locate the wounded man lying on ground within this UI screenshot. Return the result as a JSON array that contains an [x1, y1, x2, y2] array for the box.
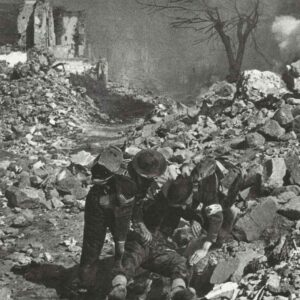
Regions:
[[108, 175, 200, 300]]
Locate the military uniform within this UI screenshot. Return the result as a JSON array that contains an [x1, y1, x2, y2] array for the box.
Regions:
[[190, 157, 243, 244], [79, 174, 137, 287]]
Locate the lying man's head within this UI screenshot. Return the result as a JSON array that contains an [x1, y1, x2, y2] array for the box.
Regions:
[[167, 176, 193, 209]]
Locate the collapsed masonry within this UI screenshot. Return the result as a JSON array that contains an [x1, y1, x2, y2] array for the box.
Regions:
[[17, 0, 86, 59]]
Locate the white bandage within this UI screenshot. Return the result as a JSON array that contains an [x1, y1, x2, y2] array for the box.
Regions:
[[171, 278, 186, 290], [205, 204, 222, 216], [112, 275, 127, 287]]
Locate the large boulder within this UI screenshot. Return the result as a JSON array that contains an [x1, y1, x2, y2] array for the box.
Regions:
[[56, 169, 81, 194], [70, 151, 95, 167], [285, 152, 300, 186], [263, 158, 287, 190], [210, 258, 240, 284], [278, 196, 300, 220], [258, 120, 285, 141], [234, 197, 278, 241], [238, 70, 287, 104], [198, 81, 236, 117], [273, 106, 294, 127], [293, 115, 300, 140], [5, 186, 46, 209], [245, 132, 265, 148]]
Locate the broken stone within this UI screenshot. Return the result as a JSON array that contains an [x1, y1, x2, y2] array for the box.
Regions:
[[210, 258, 240, 284], [234, 197, 278, 241], [245, 132, 265, 148], [272, 185, 300, 197], [278, 196, 300, 220], [0, 287, 11, 300], [266, 273, 281, 294], [238, 70, 286, 103], [62, 194, 76, 205], [70, 150, 95, 167], [17, 171, 31, 188], [11, 209, 34, 228], [7, 252, 31, 265], [72, 185, 88, 200], [277, 191, 297, 204], [56, 169, 81, 195], [293, 115, 300, 140], [231, 249, 263, 282], [5, 186, 46, 209], [204, 282, 239, 300], [259, 120, 285, 141], [51, 197, 64, 209], [285, 152, 300, 186], [273, 106, 294, 127], [76, 200, 85, 210], [263, 158, 287, 190]]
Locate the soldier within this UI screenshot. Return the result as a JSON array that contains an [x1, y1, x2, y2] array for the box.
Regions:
[[127, 149, 169, 246], [79, 146, 137, 288], [108, 175, 200, 300], [184, 157, 243, 267]]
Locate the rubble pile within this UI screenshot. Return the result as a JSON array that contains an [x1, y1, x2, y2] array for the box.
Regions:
[[123, 69, 300, 299], [2, 62, 300, 299], [0, 49, 106, 156]]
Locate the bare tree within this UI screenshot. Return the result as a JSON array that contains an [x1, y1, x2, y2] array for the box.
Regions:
[[137, 0, 264, 82]]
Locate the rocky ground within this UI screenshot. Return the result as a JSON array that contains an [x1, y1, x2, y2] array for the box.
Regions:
[[1, 50, 300, 300]]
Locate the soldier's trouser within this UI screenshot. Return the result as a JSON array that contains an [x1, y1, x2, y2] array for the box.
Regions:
[[79, 192, 133, 286], [113, 232, 189, 283]]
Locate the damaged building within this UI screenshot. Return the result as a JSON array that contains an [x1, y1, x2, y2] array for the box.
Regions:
[[9, 0, 86, 58]]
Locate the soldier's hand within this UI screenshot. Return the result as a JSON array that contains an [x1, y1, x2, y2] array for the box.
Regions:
[[189, 249, 208, 266], [191, 221, 202, 238]]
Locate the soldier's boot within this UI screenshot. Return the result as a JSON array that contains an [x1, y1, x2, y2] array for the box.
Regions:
[[78, 263, 98, 289], [170, 278, 196, 300], [107, 275, 127, 300]]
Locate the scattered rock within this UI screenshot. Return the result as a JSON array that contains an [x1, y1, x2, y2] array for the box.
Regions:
[[234, 197, 278, 241], [266, 273, 281, 294], [210, 258, 240, 284], [245, 132, 265, 148], [70, 151, 95, 167], [273, 106, 294, 127], [259, 120, 285, 141], [285, 152, 300, 186], [5, 186, 46, 209], [0, 287, 11, 300], [238, 70, 287, 103], [263, 158, 287, 190], [278, 196, 300, 220]]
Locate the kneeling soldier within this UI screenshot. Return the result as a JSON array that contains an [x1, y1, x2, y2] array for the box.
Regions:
[[79, 146, 137, 288]]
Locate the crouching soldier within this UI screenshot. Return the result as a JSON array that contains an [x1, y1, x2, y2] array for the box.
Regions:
[[127, 149, 169, 246], [79, 146, 137, 288], [108, 176, 201, 300], [185, 157, 243, 267]]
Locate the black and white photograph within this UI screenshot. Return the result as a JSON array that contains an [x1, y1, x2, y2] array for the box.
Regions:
[[0, 0, 300, 299]]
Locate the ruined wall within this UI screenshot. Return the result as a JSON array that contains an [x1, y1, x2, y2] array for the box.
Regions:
[[0, 0, 295, 95], [48, 0, 283, 94], [17, 0, 35, 48], [53, 10, 85, 58], [34, 0, 55, 48]]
